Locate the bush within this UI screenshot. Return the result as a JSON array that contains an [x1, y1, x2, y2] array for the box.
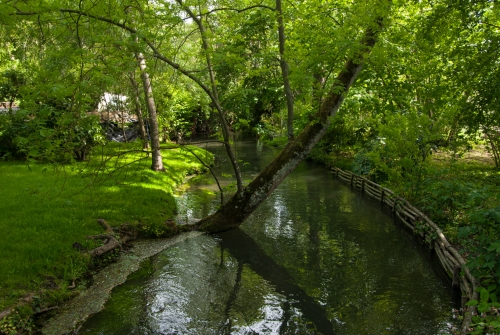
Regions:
[[0, 109, 105, 162], [0, 111, 35, 160]]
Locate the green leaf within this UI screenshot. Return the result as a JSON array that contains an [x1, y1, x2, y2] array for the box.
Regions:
[[489, 320, 500, 328], [487, 284, 497, 292], [480, 288, 489, 302], [477, 301, 489, 313], [466, 299, 478, 306], [487, 242, 500, 252]]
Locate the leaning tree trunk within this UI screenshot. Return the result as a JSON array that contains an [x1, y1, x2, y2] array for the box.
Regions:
[[136, 52, 164, 171], [195, 18, 383, 232]]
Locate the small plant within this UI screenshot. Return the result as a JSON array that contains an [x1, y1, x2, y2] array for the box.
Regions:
[[465, 284, 500, 334], [414, 220, 437, 244], [0, 309, 34, 335], [459, 206, 500, 281], [139, 220, 179, 237]]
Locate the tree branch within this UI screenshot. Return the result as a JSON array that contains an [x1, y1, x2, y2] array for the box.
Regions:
[[201, 4, 275, 16], [181, 144, 224, 206]]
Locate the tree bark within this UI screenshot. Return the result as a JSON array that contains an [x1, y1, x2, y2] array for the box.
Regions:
[[129, 73, 150, 150], [135, 52, 164, 171], [195, 18, 383, 232], [276, 0, 294, 141]]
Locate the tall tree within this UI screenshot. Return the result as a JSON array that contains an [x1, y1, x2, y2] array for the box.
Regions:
[[136, 51, 164, 171], [128, 72, 149, 150], [276, 0, 294, 140], [7, 0, 389, 229]]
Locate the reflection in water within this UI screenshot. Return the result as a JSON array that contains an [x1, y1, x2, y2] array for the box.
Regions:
[[79, 140, 459, 335]]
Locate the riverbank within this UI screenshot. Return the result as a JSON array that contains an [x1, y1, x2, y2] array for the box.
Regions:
[[41, 232, 203, 335], [0, 142, 212, 333], [307, 142, 500, 334]]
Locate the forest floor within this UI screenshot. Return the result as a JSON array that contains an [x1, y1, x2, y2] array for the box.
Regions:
[[432, 144, 495, 165], [0, 142, 211, 333]]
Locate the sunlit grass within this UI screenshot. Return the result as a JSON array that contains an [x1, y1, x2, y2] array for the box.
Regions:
[[0, 142, 212, 310]]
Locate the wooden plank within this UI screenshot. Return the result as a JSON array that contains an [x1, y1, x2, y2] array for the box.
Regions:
[[339, 175, 351, 183], [363, 178, 379, 187], [365, 183, 382, 192], [399, 208, 417, 221], [443, 248, 460, 269], [434, 243, 454, 275], [461, 276, 472, 299], [396, 211, 414, 232], [364, 188, 381, 200], [365, 183, 381, 194]]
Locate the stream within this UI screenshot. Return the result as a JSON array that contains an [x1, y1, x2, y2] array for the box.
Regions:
[[77, 138, 460, 335]]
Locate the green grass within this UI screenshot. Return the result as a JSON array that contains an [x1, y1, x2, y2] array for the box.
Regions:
[[261, 135, 288, 148], [0, 142, 212, 311]]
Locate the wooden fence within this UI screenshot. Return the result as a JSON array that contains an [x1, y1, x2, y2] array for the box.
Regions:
[[331, 167, 478, 335]]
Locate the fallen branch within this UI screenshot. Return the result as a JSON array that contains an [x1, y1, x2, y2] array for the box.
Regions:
[[97, 218, 113, 233], [87, 235, 120, 257], [86, 219, 136, 257]]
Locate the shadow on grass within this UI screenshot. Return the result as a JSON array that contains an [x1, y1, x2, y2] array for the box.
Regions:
[[0, 144, 209, 310]]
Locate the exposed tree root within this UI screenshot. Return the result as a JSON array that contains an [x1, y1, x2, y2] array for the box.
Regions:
[[86, 219, 136, 258]]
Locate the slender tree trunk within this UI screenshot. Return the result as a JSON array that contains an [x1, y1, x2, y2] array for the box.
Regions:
[[177, 1, 243, 195], [136, 52, 164, 171], [129, 73, 150, 150], [195, 18, 383, 232], [276, 0, 294, 141], [121, 113, 128, 143], [484, 127, 500, 168]]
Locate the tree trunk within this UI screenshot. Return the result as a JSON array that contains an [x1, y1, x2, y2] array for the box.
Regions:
[[276, 0, 294, 141], [195, 20, 383, 232], [129, 73, 150, 150], [136, 52, 164, 171], [176, 0, 244, 195]]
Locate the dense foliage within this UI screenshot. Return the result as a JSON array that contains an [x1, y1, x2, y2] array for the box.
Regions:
[[0, 0, 500, 332]]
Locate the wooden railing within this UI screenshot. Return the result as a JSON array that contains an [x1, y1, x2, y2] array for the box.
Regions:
[[332, 167, 478, 334]]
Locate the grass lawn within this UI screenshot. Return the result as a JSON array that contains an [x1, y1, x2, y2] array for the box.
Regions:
[[0, 142, 212, 312]]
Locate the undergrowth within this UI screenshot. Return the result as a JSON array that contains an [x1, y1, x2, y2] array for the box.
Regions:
[[297, 140, 500, 334]]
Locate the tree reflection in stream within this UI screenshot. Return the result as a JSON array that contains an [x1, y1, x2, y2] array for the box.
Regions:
[[78, 140, 459, 335]]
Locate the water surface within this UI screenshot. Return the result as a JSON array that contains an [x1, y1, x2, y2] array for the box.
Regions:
[[79, 140, 458, 335]]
